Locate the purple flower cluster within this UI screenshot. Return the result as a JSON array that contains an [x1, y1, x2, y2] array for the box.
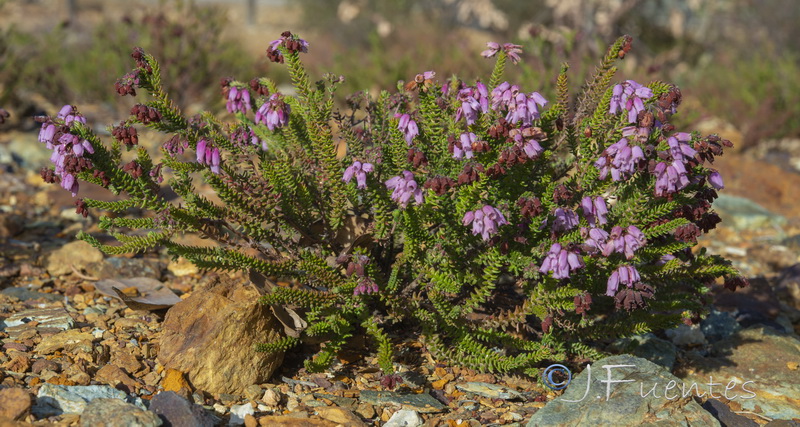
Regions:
[[490, 82, 547, 126], [266, 31, 309, 63], [606, 265, 641, 296], [653, 132, 699, 197], [453, 132, 476, 159], [551, 208, 579, 233], [343, 161, 374, 189], [385, 171, 423, 208], [584, 225, 646, 260], [462, 205, 508, 241], [196, 139, 221, 174], [38, 105, 94, 196], [455, 82, 489, 125], [481, 42, 523, 64], [354, 278, 379, 296], [653, 161, 690, 197], [539, 243, 584, 279], [610, 80, 653, 123], [581, 196, 608, 226], [395, 114, 419, 145], [255, 94, 291, 131], [621, 125, 650, 144], [509, 128, 543, 159], [226, 86, 251, 114], [230, 127, 266, 151], [594, 137, 645, 181], [667, 132, 696, 162]]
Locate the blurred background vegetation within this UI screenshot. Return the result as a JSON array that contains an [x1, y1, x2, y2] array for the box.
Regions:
[[1, 0, 798, 150]]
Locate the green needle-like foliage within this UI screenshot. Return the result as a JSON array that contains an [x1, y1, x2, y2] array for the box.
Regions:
[[37, 32, 747, 379]]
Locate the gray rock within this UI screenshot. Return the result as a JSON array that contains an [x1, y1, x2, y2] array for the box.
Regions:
[[701, 310, 742, 343], [0, 287, 63, 303], [525, 355, 720, 427], [281, 376, 318, 388], [148, 391, 218, 427], [313, 393, 356, 408], [679, 326, 800, 421], [776, 263, 800, 310], [33, 384, 135, 417], [384, 409, 423, 427], [456, 382, 523, 400], [359, 390, 447, 413], [607, 333, 677, 371], [665, 324, 707, 346], [1, 132, 53, 169], [80, 398, 162, 427], [701, 399, 758, 427], [2, 307, 74, 340], [398, 371, 427, 388], [228, 403, 254, 426], [713, 194, 786, 231]]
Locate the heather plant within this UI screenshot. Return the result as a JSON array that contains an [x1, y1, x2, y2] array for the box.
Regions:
[[38, 32, 746, 380]]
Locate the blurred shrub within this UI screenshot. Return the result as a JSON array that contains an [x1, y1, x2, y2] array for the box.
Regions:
[[677, 50, 800, 148], [1, 2, 259, 114]]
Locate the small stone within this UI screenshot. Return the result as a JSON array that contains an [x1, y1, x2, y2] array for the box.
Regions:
[[244, 384, 263, 401], [0, 387, 32, 421], [665, 324, 707, 346], [31, 358, 60, 375], [167, 257, 200, 277], [455, 382, 522, 400], [384, 409, 423, 427], [79, 398, 161, 427], [315, 406, 366, 426], [111, 349, 143, 374], [162, 369, 192, 399], [261, 388, 281, 407], [355, 402, 376, 419], [46, 240, 104, 277], [95, 364, 139, 390], [244, 414, 258, 427], [229, 403, 255, 426], [2, 354, 30, 373], [218, 393, 239, 405], [432, 378, 449, 390], [359, 390, 446, 413], [148, 391, 218, 427], [35, 329, 94, 355]]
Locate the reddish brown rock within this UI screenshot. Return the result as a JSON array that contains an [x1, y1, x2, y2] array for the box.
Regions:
[[157, 277, 284, 395], [0, 387, 31, 420], [95, 364, 140, 390]]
